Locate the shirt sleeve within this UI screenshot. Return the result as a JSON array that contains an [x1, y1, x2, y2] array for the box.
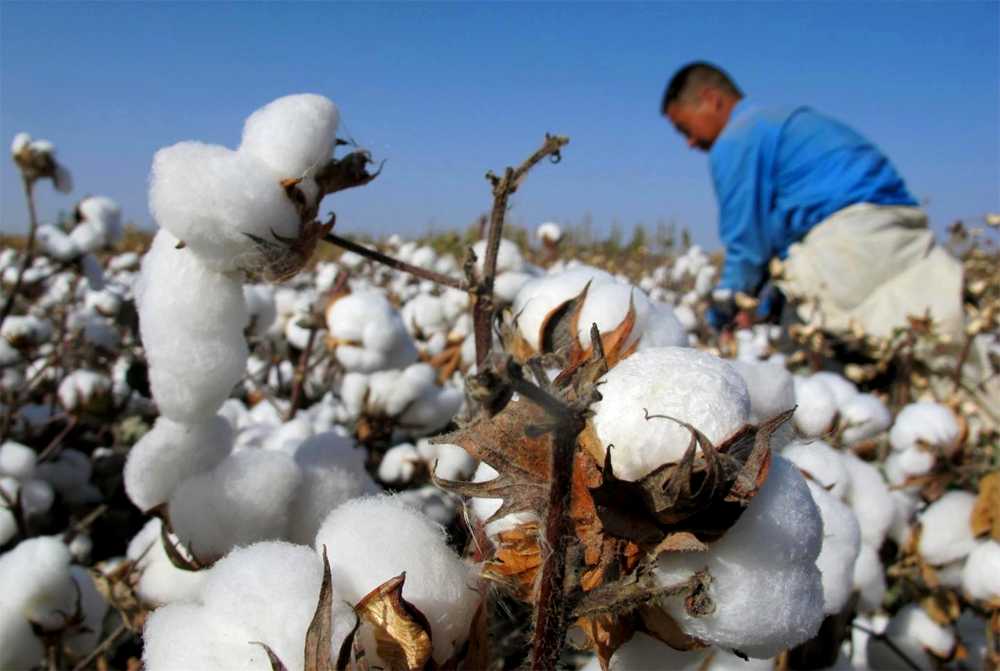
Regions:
[[710, 130, 771, 295]]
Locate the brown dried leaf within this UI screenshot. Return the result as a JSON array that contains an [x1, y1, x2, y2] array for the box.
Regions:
[[252, 641, 289, 671], [487, 523, 543, 599], [555, 299, 638, 387], [652, 532, 710, 555], [972, 471, 1000, 540], [305, 546, 336, 671], [639, 604, 708, 652], [921, 592, 960, 626], [354, 573, 433, 671], [576, 614, 635, 671], [539, 282, 591, 355]]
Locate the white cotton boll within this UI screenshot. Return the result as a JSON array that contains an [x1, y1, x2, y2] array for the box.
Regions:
[[783, 439, 850, 499], [694, 264, 716, 297], [592, 347, 750, 481], [889, 489, 921, 547], [0, 536, 75, 629], [512, 267, 615, 351], [57, 369, 112, 411], [961, 540, 1000, 602], [67, 533, 92, 562], [730, 359, 796, 425], [80, 253, 106, 289], [472, 238, 525, 275], [124, 415, 233, 512], [315, 495, 480, 664], [494, 271, 535, 303], [240, 94, 339, 178], [401, 293, 450, 336], [263, 416, 314, 454], [638, 302, 688, 349], [284, 313, 318, 350], [169, 449, 302, 561], [64, 565, 108, 655], [418, 439, 477, 481], [841, 453, 894, 548], [287, 432, 377, 546], [378, 443, 421, 484], [889, 402, 960, 454], [243, 284, 277, 337], [0, 601, 43, 670], [793, 375, 838, 437], [853, 543, 886, 612], [142, 602, 275, 671], [76, 196, 123, 246], [1, 314, 53, 348], [866, 604, 955, 668], [537, 221, 562, 243], [807, 481, 862, 614], [69, 221, 106, 254], [339, 372, 369, 419], [655, 456, 824, 658], [10, 132, 32, 155], [36, 224, 81, 260], [0, 440, 36, 479], [839, 394, 892, 445], [918, 491, 977, 565], [20, 478, 55, 517], [575, 282, 651, 349], [149, 142, 300, 273], [126, 518, 206, 605], [410, 245, 438, 269], [469, 461, 538, 536], [398, 385, 463, 437], [897, 446, 935, 477], [396, 484, 461, 527], [326, 291, 419, 373], [811, 372, 859, 409], [673, 304, 697, 332]]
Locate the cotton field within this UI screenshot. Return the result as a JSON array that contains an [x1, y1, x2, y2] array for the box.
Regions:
[[1, 95, 998, 671]]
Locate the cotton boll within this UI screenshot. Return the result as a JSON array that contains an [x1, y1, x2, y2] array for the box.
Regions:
[[124, 415, 233, 512], [811, 372, 858, 409], [126, 518, 207, 605], [793, 375, 838, 437], [169, 449, 302, 561], [397, 384, 463, 437], [889, 402, 960, 454], [240, 94, 339, 179], [918, 490, 977, 565], [418, 439, 477, 481], [0, 536, 76, 629], [76, 195, 123, 247], [0, 440, 36, 479], [149, 141, 300, 274], [469, 462, 539, 536], [961, 540, 1000, 602], [378, 443, 421, 484], [730, 360, 796, 425], [244, 284, 277, 337], [64, 565, 108, 656], [841, 453, 894, 548], [1, 315, 53, 349], [494, 271, 535, 303], [36, 224, 81, 261], [866, 604, 955, 669], [57, 369, 112, 412], [20, 478, 55, 517], [638, 302, 688, 349], [807, 481, 862, 614], [592, 347, 750, 481], [839, 393, 892, 445], [575, 282, 652, 349], [600, 635, 773, 671], [326, 291, 419, 373], [853, 543, 886, 612], [655, 456, 824, 658], [396, 484, 462, 527], [401, 293, 450, 337], [0, 507, 17, 545], [888, 489, 921, 547], [314, 495, 480, 664], [513, 267, 615, 351], [536, 222, 563, 243], [783, 439, 850, 499], [472, 238, 525, 275], [0, 601, 43, 670], [142, 602, 275, 671], [262, 416, 314, 454], [67, 533, 93, 563]]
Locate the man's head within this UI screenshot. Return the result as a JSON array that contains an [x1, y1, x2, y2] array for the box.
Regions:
[[661, 62, 743, 151]]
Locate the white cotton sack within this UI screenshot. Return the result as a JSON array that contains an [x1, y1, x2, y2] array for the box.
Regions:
[[240, 94, 339, 178], [315, 495, 480, 664], [287, 431, 377, 546], [889, 402, 960, 454], [866, 603, 955, 669], [961, 540, 1000, 602], [136, 231, 249, 422], [806, 481, 862, 614], [0, 536, 76, 630], [654, 456, 824, 658], [169, 449, 301, 561], [839, 393, 892, 445], [792, 375, 838, 438], [918, 490, 977, 566], [126, 518, 207, 606], [841, 453, 894, 548], [783, 439, 849, 500], [149, 141, 300, 273], [592, 347, 750, 481], [124, 414, 234, 512], [730, 359, 796, 425]]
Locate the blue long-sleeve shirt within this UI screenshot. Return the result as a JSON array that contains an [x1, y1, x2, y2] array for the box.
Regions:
[[709, 100, 917, 294]]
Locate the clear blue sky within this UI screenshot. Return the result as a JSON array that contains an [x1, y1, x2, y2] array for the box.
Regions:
[[2, 1, 998, 248]]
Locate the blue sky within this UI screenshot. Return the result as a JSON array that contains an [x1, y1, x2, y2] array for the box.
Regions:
[[2, 1, 997, 248]]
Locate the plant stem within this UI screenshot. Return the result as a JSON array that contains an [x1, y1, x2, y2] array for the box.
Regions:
[[286, 324, 319, 421], [0, 176, 40, 330], [323, 232, 468, 291]]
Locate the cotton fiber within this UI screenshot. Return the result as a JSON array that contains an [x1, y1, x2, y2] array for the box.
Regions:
[[841, 453, 894, 547], [853, 542, 887, 612], [326, 290, 419, 372], [0, 536, 76, 630], [730, 359, 796, 424], [961, 540, 1000, 602], [0, 440, 36, 479], [592, 347, 750, 481], [917, 490, 977, 565], [512, 266, 615, 351], [806, 480, 862, 614], [839, 393, 892, 444], [866, 604, 955, 669], [792, 375, 838, 437], [240, 94, 339, 178], [126, 518, 207, 605], [890, 402, 960, 453]]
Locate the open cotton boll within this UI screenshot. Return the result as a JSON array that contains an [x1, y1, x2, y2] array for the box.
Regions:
[[1, 314, 53, 349], [326, 290, 418, 373], [655, 456, 824, 658], [512, 266, 615, 351], [401, 293, 451, 337], [0, 601, 44, 671], [287, 432, 377, 546], [76, 195, 123, 246], [730, 359, 796, 425], [961, 541, 1000, 602], [793, 375, 838, 437], [418, 439, 477, 481], [839, 393, 892, 444], [469, 462, 539, 536], [169, 449, 302, 561], [811, 372, 858, 409], [637, 302, 689, 349], [0, 440, 36, 479], [591, 347, 750, 481], [807, 481, 862, 614], [378, 443, 420, 484], [494, 270, 536, 304], [240, 94, 339, 179], [841, 453, 894, 547], [595, 634, 774, 671], [396, 484, 462, 527], [36, 224, 81, 261], [472, 238, 525, 275], [149, 141, 300, 274], [0, 536, 76, 630], [314, 495, 480, 664], [783, 439, 850, 499], [57, 369, 112, 411], [918, 490, 977, 565], [127, 518, 207, 605], [243, 284, 277, 337], [889, 402, 960, 454], [537, 221, 563, 243], [853, 542, 887, 612], [866, 604, 955, 669], [575, 282, 652, 349], [124, 415, 233, 512]]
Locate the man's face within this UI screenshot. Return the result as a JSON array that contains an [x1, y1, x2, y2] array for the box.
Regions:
[[665, 88, 728, 152]]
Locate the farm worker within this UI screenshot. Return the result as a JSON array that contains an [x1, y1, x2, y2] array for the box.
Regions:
[[660, 61, 964, 342]]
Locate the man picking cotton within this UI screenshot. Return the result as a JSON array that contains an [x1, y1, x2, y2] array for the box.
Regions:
[[661, 61, 964, 341]]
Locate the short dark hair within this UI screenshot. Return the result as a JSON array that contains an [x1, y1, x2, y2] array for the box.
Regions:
[[661, 62, 743, 114]]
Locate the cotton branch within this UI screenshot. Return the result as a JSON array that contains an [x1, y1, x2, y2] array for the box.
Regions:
[[323, 229, 469, 291]]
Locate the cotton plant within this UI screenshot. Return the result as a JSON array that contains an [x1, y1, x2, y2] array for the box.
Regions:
[[885, 401, 962, 487], [324, 289, 419, 372]]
